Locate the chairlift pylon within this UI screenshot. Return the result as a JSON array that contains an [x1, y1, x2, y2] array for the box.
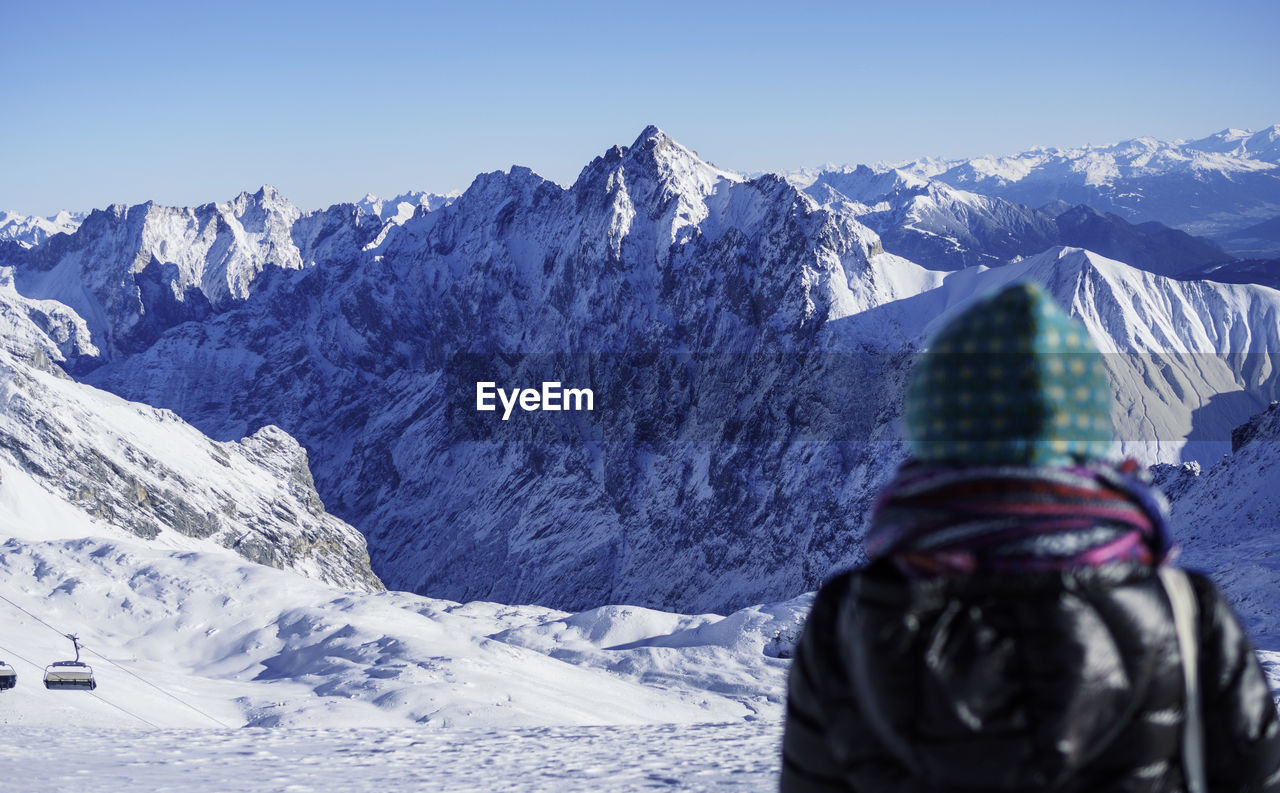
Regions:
[[44, 634, 96, 691]]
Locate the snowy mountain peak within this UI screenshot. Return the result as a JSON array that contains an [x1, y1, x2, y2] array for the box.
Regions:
[[556, 128, 750, 258], [354, 190, 458, 224], [626, 124, 708, 168], [1245, 125, 1280, 162], [246, 184, 280, 200], [1187, 125, 1280, 162], [458, 165, 554, 212], [632, 123, 667, 146], [611, 125, 743, 195], [223, 184, 298, 220], [0, 187, 314, 360]]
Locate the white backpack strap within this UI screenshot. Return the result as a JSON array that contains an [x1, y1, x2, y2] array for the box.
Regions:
[[1157, 566, 1206, 793]]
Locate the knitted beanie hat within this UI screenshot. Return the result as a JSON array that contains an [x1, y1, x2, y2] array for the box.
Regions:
[[904, 282, 1114, 466]]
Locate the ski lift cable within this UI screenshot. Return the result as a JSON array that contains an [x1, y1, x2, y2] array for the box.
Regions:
[[77, 645, 233, 728], [0, 639, 157, 729], [0, 591, 233, 728], [88, 692, 161, 729], [0, 639, 44, 675]]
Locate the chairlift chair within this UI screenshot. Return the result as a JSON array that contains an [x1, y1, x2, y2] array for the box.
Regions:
[[44, 634, 96, 691], [0, 661, 15, 691]]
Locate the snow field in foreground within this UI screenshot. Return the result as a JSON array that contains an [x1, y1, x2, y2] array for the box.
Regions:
[[0, 722, 784, 793]]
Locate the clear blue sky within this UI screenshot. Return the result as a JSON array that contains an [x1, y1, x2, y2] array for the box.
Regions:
[[3, 0, 1277, 216]]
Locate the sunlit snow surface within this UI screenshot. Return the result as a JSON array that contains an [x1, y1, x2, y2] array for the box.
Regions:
[[0, 526, 801, 732], [0, 723, 782, 792]]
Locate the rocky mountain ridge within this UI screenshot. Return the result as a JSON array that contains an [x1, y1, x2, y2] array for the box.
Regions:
[[797, 165, 1227, 274], [2, 127, 1278, 612]]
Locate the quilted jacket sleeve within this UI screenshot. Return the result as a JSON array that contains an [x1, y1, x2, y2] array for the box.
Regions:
[[1191, 572, 1280, 793]]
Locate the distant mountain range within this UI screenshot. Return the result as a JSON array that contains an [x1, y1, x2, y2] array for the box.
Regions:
[[793, 165, 1230, 275], [0, 209, 85, 249], [887, 126, 1280, 246], [1, 126, 1278, 614]]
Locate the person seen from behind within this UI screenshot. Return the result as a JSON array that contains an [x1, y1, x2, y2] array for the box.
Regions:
[[781, 282, 1280, 792]]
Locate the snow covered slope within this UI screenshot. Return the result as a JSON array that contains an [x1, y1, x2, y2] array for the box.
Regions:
[[0, 268, 381, 590], [884, 247, 1280, 464], [0, 270, 800, 734], [0, 482, 802, 730], [1153, 402, 1280, 650], [0, 228, 803, 730], [0, 359, 383, 592]]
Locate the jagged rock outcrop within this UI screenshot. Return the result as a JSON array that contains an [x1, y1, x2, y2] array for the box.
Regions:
[[1231, 401, 1280, 451], [0, 349, 383, 592], [0, 276, 382, 592]]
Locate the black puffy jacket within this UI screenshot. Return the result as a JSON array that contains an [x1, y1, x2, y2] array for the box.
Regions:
[[781, 561, 1280, 792]]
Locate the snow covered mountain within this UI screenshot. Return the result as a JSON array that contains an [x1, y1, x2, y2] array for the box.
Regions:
[[890, 126, 1280, 246], [797, 165, 1224, 274], [0, 250, 803, 732], [0, 209, 85, 249], [0, 274, 381, 591], [354, 191, 458, 224], [1186, 126, 1280, 161], [0, 239, 801, 733], [40, 128, 895, 612], [1, 187, 319, 360], [1, 127, 1277, 791], [3, 127, 1279, 617]]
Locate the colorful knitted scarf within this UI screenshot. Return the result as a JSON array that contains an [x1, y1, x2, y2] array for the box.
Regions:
[[866, 458, 1173, 577]]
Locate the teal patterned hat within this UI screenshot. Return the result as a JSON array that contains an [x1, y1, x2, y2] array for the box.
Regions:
[[905, 282, 1114, 466]]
